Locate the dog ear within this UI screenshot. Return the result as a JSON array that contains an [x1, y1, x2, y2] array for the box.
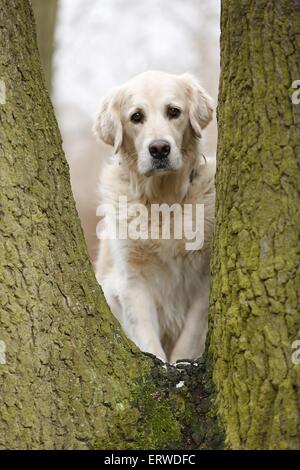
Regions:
[[93, 87, 123, 153], [181, 73, 214, 138]]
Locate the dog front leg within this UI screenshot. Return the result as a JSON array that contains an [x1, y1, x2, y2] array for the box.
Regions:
[[170, 292, 208, 363], [120, 282, 166, 362]]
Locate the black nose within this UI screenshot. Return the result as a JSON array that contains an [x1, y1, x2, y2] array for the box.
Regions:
[[149, 140, 171, 159]]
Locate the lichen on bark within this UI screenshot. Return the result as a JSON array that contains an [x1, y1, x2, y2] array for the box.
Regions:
[[209, 0, 300, 450]]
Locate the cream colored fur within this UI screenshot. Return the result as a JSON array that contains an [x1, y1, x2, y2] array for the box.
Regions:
[[93, 71, 215, 362]]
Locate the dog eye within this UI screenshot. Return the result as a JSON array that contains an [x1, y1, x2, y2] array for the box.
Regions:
[[130, 111, 144, 124], [167, 107, 181, 119]]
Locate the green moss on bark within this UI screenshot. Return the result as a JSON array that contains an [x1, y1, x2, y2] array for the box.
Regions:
[[210, 0, 300, 450]]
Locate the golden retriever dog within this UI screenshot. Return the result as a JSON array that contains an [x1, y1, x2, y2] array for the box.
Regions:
[[93, 71, 215, 363]]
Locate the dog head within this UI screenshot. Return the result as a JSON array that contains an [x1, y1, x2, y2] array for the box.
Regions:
[[93, 71, 213, 176]]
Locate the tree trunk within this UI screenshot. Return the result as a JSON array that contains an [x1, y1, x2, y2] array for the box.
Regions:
[[0, 0, 222, 450], [31, 0, 58, 94], [209, 0, 300, 450]]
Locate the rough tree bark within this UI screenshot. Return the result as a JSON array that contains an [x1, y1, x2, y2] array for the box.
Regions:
[[209, 0, 300, 450], [31, 0, 58, 94], [0, 0, 299, 451], [0, 0, 221, 450]]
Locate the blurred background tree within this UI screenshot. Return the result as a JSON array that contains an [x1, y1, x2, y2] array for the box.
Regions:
[[34, 0, 220, 262], [31, 0, 58, 94]]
